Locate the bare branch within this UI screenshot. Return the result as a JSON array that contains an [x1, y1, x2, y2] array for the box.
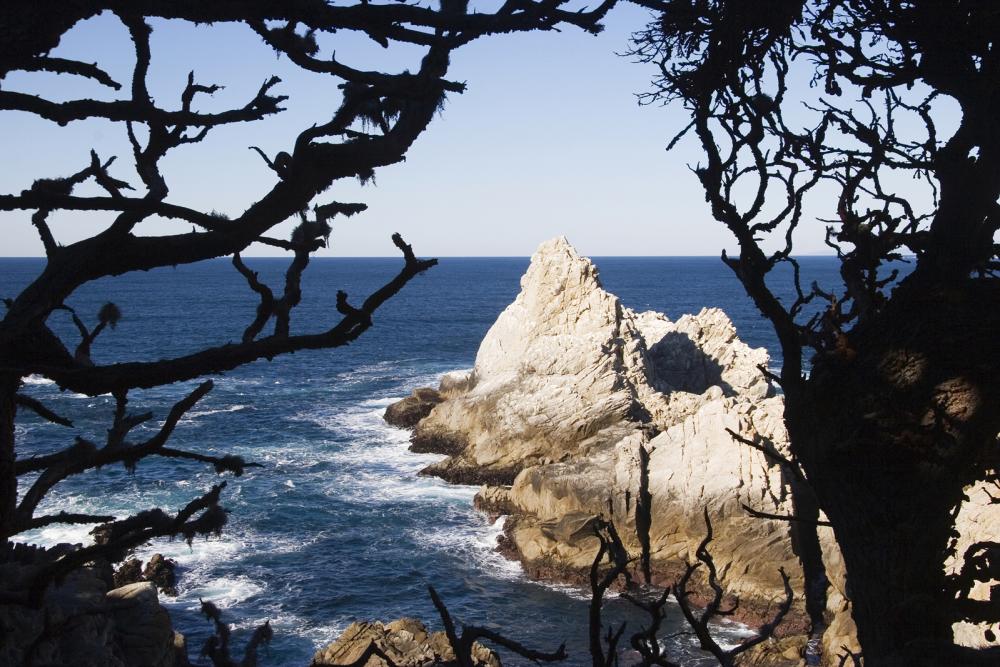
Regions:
[[14, 393, 73, 427]]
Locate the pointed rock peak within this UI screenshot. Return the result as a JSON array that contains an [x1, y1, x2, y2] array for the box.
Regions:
[[523, 236, 604, 296], [534, 235, 575, 255], [474, 236, 625, 381]]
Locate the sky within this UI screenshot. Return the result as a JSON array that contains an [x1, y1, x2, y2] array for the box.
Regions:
[[0, 2, 872, 257]]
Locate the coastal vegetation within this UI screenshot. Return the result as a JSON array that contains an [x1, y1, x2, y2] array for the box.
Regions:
[[628, 0, 1000, 664]]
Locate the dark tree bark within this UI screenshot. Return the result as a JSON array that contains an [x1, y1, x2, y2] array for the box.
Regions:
[[629, 1, 1000, 664]]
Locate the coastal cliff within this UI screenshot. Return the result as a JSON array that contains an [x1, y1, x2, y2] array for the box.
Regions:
[[393, 238, 818, 644], [388, 238, 1000, 665]]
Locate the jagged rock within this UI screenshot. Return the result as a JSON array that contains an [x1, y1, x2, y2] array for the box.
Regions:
[[408, 237, 659, 485], [390, 237, 1000, 663], [0, 546, 185, 667], [114, 557, 144, 589], [397, 237, 800, 627], [142, 553, 178, 597], [311, 618, 499, 667], [384, 388, 444, 429], [398, 237, 774, 487]]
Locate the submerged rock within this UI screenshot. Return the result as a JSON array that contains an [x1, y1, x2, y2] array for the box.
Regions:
[[312, 618, 499, 667]]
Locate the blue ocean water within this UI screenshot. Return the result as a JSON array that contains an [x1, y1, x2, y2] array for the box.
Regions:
[[2, 255, 842, 665]]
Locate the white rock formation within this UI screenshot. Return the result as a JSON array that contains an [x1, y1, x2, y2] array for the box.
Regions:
[[402, 237, 814, 630], [393, 236, 1000, 664], [416, 236, 772, 483]]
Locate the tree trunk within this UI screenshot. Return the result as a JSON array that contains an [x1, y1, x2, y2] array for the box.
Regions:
[[787, 279, 1000, 665], [0, 375, 19, 537]]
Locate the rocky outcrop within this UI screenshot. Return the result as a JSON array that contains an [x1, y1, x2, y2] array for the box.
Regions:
[[112, 553, 178, 597], [413, 237, 770, 486], [384, 388, 444, 429], [312, 618, 499, 667], [390, 238, 809, 630], [0, 543, 186, 666], [387, 237, 1000, 664], [107, 582, 181, 667], [143, 554, 178, 597]]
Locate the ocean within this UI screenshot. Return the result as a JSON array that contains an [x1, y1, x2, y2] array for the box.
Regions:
[[2, 255, 843, 665]]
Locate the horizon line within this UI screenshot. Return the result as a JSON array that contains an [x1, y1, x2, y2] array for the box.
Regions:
[[0, 253, 846, 260]]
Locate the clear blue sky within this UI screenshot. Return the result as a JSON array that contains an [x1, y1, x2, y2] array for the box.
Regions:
[[1, 3, 844, 257]]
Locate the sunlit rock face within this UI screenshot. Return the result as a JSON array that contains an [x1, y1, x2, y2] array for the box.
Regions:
[[393, 238, 810, 626], [389, 237, 1000, 662], [312, 618, 499, 667], [414, 236, 773, 483]]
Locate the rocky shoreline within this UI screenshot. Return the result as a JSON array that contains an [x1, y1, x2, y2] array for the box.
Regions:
[[0, 543, 188, 667], [383, 238, 822, 663], [384, 238, 1000, 666]]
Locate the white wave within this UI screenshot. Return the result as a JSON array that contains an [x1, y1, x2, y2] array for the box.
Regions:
[[407, 515, 523, 583], [230, 609, 346, 648], [333, 468, 477, 505], [16, 522, 95, 548], [176, 575, 265, 610], [22, 375, 55, 386], [356, 396, 403, 409], [708, 618, 756, 650], [183, 404, 248, 420], [213, 377, 263, 388], [136, 533, 247, 569]]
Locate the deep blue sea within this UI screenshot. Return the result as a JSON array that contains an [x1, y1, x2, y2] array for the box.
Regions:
[[2, 255, 843, 666]]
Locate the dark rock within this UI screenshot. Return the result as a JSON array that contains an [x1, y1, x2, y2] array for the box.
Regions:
[[113, 558, 144, 589], [0, 545, 185, 667], [143, 554, 178, 597], [383, 388, 443, 429], [419, 460, 521, 486], [408, 427, 467, 456], [108, 582, 177, 667]]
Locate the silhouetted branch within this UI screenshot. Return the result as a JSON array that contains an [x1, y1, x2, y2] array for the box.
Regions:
[[837, 647, 863, 666], [25, 237, 435, 395], [589, 518, 632, 667], [18, 511, 116, 532], [726, 427, 807, 485], [14, 393, 73, 427], [674, 510, 793, 667], [200, 598, 273, 667], [11, 381, 217, 532], [232, 254, 275, 343], [622, 587, 681, 667], [740, 503, 832, 527], [26, 483, 228, 602], [429, 585, 567, 666], [6, 56, 122, 89]]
